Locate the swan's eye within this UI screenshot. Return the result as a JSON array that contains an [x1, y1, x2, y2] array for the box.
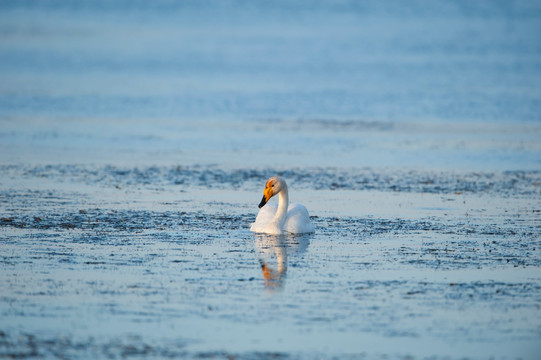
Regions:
[[271, 184, 274, 187]]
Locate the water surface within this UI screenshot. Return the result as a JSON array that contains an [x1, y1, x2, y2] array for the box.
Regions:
[[1, 1, 541, 359]]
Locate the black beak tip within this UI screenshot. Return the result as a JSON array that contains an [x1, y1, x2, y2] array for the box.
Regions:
[[258, 196, 267, 208]]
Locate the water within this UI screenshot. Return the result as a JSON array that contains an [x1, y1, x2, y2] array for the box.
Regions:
[[1, 1, 541, 359]]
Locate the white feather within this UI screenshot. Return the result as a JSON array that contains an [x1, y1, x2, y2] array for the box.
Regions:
[[250, 177, 315, 234]]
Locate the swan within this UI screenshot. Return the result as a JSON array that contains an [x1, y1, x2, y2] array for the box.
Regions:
[[250, 176, 315, 235]]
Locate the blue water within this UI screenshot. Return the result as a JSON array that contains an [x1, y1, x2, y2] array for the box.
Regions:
[[2, 1, 541, 121], [1, 1, 541, 170], [1, 1, 541, 359]]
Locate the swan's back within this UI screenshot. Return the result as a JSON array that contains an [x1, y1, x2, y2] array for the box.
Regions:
[[283, 203, 314, 234], [251, 203, 314, 234]]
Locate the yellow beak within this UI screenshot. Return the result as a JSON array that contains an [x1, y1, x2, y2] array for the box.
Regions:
[[258, 186, 274, 208]]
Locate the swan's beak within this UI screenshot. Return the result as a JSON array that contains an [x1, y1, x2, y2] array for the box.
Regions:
[[258, 187, 273, 208]]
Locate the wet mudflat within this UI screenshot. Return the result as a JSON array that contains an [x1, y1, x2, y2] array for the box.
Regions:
[[1, 165, 540, 359]]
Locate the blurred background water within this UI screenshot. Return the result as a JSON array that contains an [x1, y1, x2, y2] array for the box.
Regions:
[[1, 0, 540, 169]]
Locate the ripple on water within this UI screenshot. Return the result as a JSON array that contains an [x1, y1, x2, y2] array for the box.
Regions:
[[2, 164, 540, 196]]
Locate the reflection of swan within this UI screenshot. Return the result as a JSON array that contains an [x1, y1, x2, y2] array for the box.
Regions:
[[250, 176, 315, 235], [256, 235, 288, 290], [255, 233, 311, 291]]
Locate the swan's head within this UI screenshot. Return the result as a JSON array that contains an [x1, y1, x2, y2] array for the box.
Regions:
[[258, 176, 286, 208]]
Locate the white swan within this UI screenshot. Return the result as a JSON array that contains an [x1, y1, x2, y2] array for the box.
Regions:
[[250, 176, 315, 235]]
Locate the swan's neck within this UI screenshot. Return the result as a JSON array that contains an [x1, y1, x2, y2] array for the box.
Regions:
[[273, 186, 289, 229]]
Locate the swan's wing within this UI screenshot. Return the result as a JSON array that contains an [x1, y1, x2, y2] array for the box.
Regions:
[[284, 203, 315, 234], [250, 203, 277, 232]]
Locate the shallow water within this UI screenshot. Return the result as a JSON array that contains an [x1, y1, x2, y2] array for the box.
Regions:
[[1, 1, 541, 359], [1, 164, 540, 359]]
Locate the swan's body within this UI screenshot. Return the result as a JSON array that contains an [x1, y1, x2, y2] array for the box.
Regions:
[[251, 203, 314, 234], [250, 176, 315, 235]]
